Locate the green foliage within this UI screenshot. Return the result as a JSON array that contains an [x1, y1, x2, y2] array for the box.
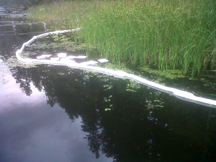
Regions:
[[28, 0, 216, 76], [79, 0, 216, 76]]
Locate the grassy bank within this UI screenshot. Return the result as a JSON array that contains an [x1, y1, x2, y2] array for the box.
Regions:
[[27, 0, 97, 29], [28, 0, 216, 75]]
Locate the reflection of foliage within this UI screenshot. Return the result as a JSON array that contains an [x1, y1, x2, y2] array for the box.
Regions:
[[11, 66, 43, 95], [10, 64, 216, 161]]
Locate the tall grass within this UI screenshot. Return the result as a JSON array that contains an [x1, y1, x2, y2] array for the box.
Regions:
[[27, 0, 95, 29], [79, 0, 216, 75], [28, 0, 216, 75]]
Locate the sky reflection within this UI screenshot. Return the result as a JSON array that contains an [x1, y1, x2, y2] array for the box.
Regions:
[[0, 67, 113, 162]]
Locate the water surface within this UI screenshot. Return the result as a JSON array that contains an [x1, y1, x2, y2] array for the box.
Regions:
[[0, 20, 216, 162]]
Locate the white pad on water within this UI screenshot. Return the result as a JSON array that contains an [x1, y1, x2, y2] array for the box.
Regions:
[[57, 53, 67, 58], [67, 56, 76, 59], [66, 55, 87, 59], [80, 60, 98, 65], [60, 58, 76, 64], [76, 55, 87, 59], [37, 54, 51, 59], [50, 57, 60, 61], [98, 58, 109, 63]]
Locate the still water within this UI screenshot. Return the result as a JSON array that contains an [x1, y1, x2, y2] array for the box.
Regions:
[[0, 21, 216, 162]]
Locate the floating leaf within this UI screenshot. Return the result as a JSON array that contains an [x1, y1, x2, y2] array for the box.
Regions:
[[105, 108, 111, 111]]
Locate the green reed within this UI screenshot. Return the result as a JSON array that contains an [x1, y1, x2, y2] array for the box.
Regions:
[[79, 0, 216, 75], [28, 0, 216, 75]]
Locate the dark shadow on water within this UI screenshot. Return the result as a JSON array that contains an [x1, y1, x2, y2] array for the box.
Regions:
[[8, 65, 216, 162]]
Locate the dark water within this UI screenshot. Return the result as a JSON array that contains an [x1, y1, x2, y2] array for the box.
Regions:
[[0, 21, 216, 162]]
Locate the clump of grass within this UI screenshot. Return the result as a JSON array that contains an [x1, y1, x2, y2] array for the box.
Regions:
[[27, 0, 216, 75], [79, 0, 216, 75]]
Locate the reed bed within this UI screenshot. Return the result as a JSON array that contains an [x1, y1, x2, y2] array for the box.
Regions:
[[28, 0, 216, 75]]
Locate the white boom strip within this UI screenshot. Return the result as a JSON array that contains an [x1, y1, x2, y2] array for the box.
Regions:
[[15, 28, 216, 108]]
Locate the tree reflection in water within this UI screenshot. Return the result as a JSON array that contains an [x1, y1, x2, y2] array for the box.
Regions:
[[10, 65, 216, 162]]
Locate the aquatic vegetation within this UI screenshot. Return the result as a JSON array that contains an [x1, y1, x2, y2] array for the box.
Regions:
[[16, 29, 216, 101], [25, 33, 87, 55], [139, 67, 185, 79], [79, 0, 216, 75], [6, 56, 37, 68], [28, 0, 216, 75], [15, 28, 216, 108]]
